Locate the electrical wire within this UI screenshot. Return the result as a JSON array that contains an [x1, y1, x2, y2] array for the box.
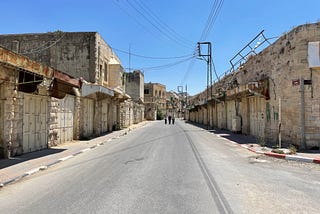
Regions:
[[133, 56, 195, 71], [180, 0, 224, 87], [20, 32, 66, 54], [112, 0, 165, 42], [111, 46, 194, 60], [125, 0, 194, 50], [200, 0, 224, 41], [212, 57, 220, 81], [133, 0, 194, 47]]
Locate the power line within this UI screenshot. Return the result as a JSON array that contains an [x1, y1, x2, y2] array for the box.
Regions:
[[133, 0, 194, 46], [200, 0, 224, 41], [112, 0, 165, 42], [132, 56, 195, 71], [111, 46, 194, 60], [180, 0, 224, 86], [125, 0, 194, 50]]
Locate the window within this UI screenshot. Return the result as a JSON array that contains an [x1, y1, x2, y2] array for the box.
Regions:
[[98, 64, 102, 78], [144, 89, 149, 94], [104, 62, 108, 82]]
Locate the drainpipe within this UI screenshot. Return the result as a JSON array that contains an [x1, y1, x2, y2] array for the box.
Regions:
[[300, 77, 306, 150]]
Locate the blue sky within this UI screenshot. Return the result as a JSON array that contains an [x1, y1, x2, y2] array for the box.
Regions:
[[1, 0, 319, 95]]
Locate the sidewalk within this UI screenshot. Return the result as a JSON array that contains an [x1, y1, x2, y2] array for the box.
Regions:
[[0, 121, 150, 188], [187, 121, 320, 165], [210, 129, 320, 165]]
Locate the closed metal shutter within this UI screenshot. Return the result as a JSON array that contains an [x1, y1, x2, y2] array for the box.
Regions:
[[57, 95, 75, 144], [23, 94, 48, 153]]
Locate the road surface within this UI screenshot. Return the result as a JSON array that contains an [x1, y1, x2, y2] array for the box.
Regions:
[[0, 120, 319, 213]]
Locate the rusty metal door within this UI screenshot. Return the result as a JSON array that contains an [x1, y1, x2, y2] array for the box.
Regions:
[[23, 94, 48, 153]]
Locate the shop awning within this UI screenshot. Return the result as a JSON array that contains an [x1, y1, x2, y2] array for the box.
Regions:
[[81, 83, 114, 97], [0, 46, 53, 78], [51, 70, 81, 99], [113, 87, 131, 101]]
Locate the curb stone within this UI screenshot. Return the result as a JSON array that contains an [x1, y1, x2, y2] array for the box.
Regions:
[[245, 144, 319, 165], [0, 124, 144, 188], [226, 139, 320, 165]]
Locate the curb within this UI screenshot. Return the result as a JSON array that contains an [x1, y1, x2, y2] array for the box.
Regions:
[[240, 144, 320, 165], [212, 131, 320, 165], [0, 141, 108, 188], [0, 123, 147, 188]]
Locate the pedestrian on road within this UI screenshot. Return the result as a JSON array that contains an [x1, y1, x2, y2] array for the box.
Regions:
[[164, 115, 167, 124], [172, 116, 175, 125], [168, 115, 172, 124]]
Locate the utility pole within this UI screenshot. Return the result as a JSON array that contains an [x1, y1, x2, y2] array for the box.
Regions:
[[129, 44, 131, 72], [197, 42, 212, 129], [185, 84, 188, 120]]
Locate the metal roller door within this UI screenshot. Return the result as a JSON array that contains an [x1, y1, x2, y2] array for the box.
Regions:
[[23, 94, 48, 153]]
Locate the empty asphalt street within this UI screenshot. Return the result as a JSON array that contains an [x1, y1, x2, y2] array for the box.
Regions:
[[0, 120, 319, 214]]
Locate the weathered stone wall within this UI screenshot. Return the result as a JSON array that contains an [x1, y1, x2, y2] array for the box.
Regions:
[[109, 64, 123, 89], [125, 70, 144, 102], [0, 66, 24, 157], [188, 22, 320, 148], [144, 102, 156, 121], [0, 81, 3, 157], [48, 97, 59, 147], [0, 32, 96, 83]]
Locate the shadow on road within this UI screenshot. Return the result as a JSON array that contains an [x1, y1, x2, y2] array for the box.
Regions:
[[0, 148, 66, 169], [185, 121, 258, 145], [184, 121, 320, 154]]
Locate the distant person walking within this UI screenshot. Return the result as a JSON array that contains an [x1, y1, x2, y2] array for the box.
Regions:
[[168, 115, 172, 124], [164, 115, 167, 124], [172, 116, 175, 125]]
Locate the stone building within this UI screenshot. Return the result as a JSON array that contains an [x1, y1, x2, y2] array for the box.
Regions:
[[166, 91, 181, 118], [0, 31, 130, 139], [187, 22, 320, 149], [120, 70, 145, 128], [0, 46, 80, 158], [144, 82, 166, 120]]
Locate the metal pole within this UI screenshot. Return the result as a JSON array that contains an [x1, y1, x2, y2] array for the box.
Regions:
[[197, 42, 212, 130], [278, 97, 281, 148], [300, 77, 306, 149]]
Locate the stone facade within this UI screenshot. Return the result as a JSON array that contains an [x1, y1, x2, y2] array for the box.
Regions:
[[125, 70, 144, 102], [120, 70, 145, 128], [188, 22, 320, 149], [0, 32, 129, 139], [0, 47, 80, 158], [144, 82, 166, 120], [166, 91, 181, 118]]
